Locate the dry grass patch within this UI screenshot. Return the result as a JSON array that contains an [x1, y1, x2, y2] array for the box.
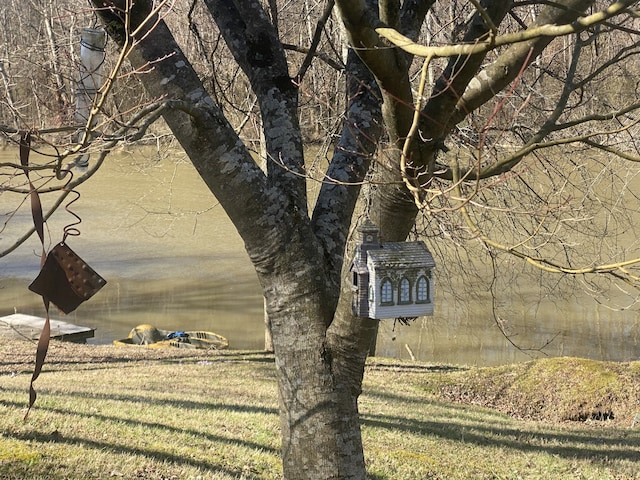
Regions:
[[1, 341, 639, 479], [1, 340, 281, 480]]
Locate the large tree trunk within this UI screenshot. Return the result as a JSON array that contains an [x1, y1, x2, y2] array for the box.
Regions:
[[91, 3, 378, 478], [256, 219, 373, 478], [265, 289, 375, 478], [268, 290, 369, 478]]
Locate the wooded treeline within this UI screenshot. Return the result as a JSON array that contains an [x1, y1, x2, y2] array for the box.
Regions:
[[2, 0, 638, 148], [1, 0, 345, 147]]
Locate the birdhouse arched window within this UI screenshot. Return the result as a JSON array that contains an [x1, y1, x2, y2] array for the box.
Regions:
[[399, 277, 411, 304], [380, 278, 394, 305], [416, 275, 430, 303]]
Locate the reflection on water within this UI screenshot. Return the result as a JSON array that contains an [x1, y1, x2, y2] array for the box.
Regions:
[[1, 147, 265, 348], [1, 147, 639, 365], [375, 293, 640, 365]]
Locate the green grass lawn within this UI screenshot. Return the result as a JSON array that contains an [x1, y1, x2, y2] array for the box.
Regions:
[[1, 340, 639, 479]]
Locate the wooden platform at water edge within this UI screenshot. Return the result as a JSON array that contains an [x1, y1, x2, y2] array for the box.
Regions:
[[0, 313, 95, 343]]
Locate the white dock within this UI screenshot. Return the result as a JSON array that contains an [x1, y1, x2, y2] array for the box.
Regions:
[[0, 313, 95, 343]]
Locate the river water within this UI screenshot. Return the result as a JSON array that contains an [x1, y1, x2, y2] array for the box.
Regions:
[[1, 147, 639, 365]]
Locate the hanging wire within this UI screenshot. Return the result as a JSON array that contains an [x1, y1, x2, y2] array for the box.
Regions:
[[62, 190, 83, 242], [53, 164, 84, 243], [89, 0, 101, 29], [80, 36, 107, 53]]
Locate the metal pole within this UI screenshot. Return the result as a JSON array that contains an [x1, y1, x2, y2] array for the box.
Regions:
[[74, 28, 106, 168]]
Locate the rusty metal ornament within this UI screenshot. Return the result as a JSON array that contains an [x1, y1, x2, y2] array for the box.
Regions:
[[28, 242, 107, 314]]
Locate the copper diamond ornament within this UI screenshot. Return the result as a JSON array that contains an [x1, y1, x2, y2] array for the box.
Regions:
[[29, 242, 107, 314]]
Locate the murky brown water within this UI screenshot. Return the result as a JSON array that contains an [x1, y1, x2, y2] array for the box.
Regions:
[[1, 147, 639, 365]]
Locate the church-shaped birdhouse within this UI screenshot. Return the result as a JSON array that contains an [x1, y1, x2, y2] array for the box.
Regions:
[[351, 220, 435, 319]]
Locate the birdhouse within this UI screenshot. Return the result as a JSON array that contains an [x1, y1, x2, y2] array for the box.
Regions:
[[351, 220, 435, 320]]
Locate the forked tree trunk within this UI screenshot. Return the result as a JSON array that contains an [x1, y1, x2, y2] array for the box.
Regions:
[[89, 2, 396, 479], [255, 222, 375, 479]]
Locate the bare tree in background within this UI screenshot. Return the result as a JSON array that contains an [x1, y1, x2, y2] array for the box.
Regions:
[[2, 0, 640, 478]]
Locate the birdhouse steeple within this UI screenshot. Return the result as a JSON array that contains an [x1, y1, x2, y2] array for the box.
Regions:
[[360, 219, 379, 245]]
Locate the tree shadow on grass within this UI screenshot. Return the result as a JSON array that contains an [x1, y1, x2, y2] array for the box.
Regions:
[[1, 386, 279, 418], [0, 348, 275, 376], [1, 389, 281, 479], [6, 429, 267, 479], [360, 396, 640, 463], [366, 361, 466, 374]]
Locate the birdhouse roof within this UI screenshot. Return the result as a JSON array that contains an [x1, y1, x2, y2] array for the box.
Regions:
[[366, 242, 435, 269]]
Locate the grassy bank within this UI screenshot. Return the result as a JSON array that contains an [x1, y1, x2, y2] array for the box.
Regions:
[[1, 340, 639, 479]]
